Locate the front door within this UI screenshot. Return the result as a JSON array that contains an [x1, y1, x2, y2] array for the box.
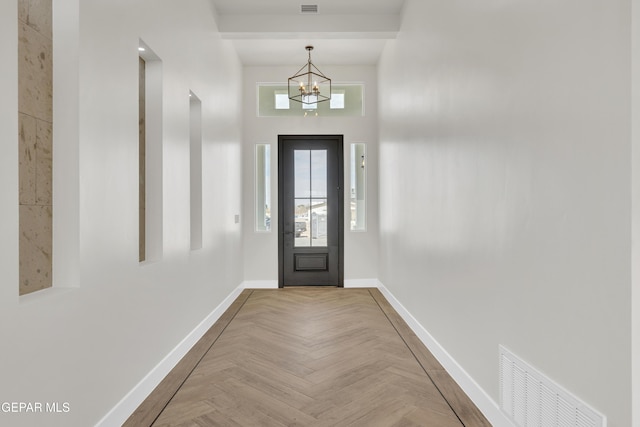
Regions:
[[278, 135, 344, 287]]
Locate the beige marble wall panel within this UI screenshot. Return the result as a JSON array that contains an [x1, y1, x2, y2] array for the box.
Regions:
[[35, 119, 52, 205], [18, 0, 28, 24], [19, 205, 52, 295], [19, 113, 37, 205], [24, 0, 52, 38], [18, 0, 52, 295], [18, 22, 52, 122]]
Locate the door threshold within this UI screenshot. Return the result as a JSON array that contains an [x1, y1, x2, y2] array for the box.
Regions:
[[282, 285, 339, 288]]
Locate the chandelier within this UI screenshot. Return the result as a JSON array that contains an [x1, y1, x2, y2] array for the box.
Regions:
[[288, 46, 331, 106]]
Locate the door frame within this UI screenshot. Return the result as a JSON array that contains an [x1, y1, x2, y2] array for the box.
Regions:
[[278, 135, 344, 288]]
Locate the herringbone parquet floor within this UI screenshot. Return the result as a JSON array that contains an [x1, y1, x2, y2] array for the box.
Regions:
[[126, 288, 491, 427]]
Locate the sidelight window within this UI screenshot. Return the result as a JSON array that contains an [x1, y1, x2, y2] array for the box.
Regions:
[[255, 144, 271, 232], [350, 143, 366, 231]]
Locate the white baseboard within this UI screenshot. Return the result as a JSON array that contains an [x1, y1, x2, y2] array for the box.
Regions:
[[95, 284, 245, 427], [242, 280, 278, 289], [376, 282, 514, 427], [344, 278, 382, 288]]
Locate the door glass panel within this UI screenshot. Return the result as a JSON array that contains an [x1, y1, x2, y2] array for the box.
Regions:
[[294, 149, 328, 247], [294, 150, 311, 198], [294, 199, 311, 247], [311, 200, 328, 247], [311, 150, 327, 197]]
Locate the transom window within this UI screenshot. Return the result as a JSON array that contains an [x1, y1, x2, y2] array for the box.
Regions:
[[257, 84, 364, 117]]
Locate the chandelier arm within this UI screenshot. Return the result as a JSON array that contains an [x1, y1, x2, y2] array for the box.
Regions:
[[291, 63, 308, 77]]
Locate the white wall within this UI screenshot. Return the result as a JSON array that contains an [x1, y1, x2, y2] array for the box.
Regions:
[[632, 0, 640, 424], [0, 0, 19, 305], [242, 66, 379, 285], [378, 1, 631, 426], [0, 1, 243, 425]]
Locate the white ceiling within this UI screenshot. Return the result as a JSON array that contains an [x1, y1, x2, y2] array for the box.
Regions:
[[211, 0, 406, 16], [209, 0, 406, 66], [231, 39, 390, 67]]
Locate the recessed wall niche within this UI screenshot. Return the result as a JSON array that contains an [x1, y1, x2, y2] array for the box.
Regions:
[[190, 91, 203, 250], [139, 54, 146, 261], [138, 40, 163, 263], [18, 0, 53, 295]]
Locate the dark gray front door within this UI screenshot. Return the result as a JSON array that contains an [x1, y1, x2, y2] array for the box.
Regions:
[[278, 135, 344, 287]]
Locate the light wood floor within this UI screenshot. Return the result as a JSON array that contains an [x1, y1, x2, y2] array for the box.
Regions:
[[125, 288, 491, 426]]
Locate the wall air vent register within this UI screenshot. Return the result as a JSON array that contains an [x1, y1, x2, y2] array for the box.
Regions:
[[499, 346, 606, 427], [301, 4, 319, 14]]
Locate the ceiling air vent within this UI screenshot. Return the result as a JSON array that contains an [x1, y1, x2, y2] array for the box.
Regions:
[[300, 4, 319, 14]]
